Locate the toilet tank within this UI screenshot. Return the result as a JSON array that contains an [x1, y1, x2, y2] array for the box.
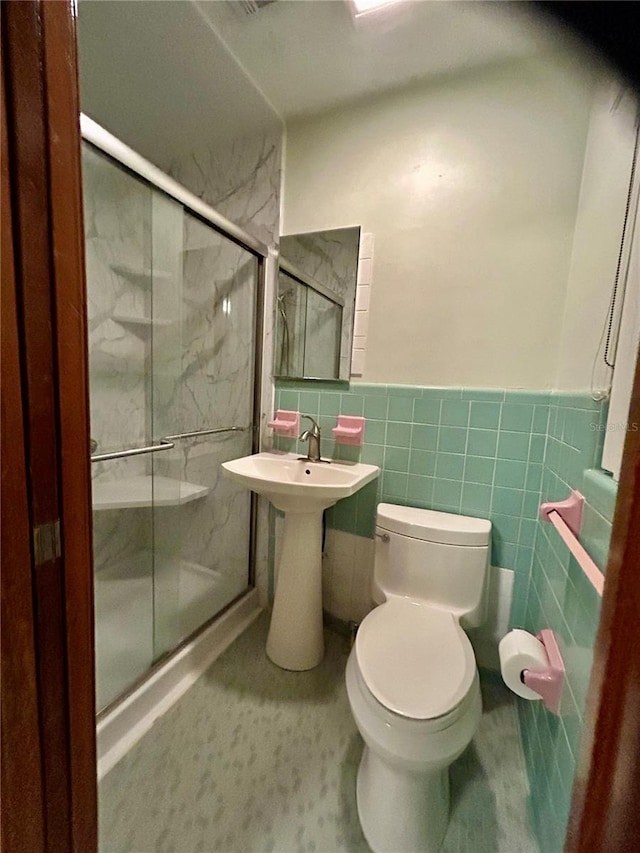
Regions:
[[372, 503, 491, 628]]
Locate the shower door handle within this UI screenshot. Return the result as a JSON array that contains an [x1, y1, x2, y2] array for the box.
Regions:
[[163, 426, 250, 441], [90, 439, 175, 463]]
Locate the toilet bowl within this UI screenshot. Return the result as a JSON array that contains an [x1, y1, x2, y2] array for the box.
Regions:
[[345, 504, 491, 853]]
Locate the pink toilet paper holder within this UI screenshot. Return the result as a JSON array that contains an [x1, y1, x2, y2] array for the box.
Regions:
[[522, 629, 565, 716]]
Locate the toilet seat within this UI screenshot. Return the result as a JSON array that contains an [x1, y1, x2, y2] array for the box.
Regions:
[[355, 598, 477, 720]]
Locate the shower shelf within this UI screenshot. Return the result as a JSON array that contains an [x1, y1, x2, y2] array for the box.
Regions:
[[92, 475, 209, 511], [112, 314, 173, 330], [111, 264, 172, 286]]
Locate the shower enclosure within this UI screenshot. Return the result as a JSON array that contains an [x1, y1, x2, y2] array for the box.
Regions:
[[82, 118, 265, 712]]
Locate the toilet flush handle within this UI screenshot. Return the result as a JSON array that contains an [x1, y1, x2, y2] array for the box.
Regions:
[[376, 532, 390, 543]]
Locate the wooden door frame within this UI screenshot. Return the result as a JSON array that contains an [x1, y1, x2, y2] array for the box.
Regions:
[[1, 1, 97, 851], [1, 44, 47, 853], [0, 2, 639, 852]]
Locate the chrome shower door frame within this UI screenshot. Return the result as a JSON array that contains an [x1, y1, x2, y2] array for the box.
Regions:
[[82, 115, 268, 713]]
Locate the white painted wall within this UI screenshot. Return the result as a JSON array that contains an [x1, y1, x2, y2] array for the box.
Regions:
[[283, 55, 594, 389], [555, 82, 639, 392]]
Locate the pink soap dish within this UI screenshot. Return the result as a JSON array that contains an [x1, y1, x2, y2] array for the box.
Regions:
[[332, 415, 365, 446], [268, 410, 300, 437]]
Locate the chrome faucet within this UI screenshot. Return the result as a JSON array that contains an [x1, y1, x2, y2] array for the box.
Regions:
[[299, 415, 323, 463]]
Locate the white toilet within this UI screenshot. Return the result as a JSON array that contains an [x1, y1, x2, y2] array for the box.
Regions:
[[345, 503, 491, 853]]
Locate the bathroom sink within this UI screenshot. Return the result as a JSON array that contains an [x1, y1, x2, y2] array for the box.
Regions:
[[222, 451, 379, 512], [222, 451, 379, 672]]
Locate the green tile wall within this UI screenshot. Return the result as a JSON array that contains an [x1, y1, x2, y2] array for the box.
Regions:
[[274, 381, 550, 576], [517, 393, 611, 853], [274, 381, 614, 853]]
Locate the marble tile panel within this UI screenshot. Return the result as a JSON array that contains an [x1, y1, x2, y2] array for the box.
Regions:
[[83, 144, 152, 456], [155, 217, 258, 436], [167, 129, 282, 248]]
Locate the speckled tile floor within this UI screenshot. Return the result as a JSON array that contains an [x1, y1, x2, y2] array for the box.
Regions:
[[99, 612, 538, 853]]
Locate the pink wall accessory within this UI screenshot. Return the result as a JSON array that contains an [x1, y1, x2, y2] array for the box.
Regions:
[[332, 415, 365, 446], [539, 490, 604, 596], [539, 489, 584, 534], [522, 629, 566, 716], [268, 410, 300, 437]]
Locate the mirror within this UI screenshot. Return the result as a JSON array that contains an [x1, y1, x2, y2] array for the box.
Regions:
[[277, 226, 361, 381], [276, 262, 343, 380]]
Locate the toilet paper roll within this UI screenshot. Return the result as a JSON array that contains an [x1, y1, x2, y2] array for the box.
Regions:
[[498, 629, 548, 700]]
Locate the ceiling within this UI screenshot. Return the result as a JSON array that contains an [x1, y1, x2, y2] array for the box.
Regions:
[[195, 0, 565, 120]]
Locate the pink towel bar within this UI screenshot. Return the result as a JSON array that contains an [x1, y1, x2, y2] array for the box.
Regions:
[[546, 510, 604, 596], [539, 491, 604, 597]]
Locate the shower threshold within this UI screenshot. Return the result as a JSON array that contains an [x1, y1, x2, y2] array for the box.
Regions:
[[95, 551, 243, 710], [96, 577, 261, 779]]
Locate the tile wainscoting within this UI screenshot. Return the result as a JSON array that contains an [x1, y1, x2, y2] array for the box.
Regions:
[[271, 380, 614, 853], [518, 402, 615, 852], [273, 381, 551, 622]]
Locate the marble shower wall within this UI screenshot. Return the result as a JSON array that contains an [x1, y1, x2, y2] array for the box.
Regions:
[[167, 133, 281, 250], [153, 432, 252, 653], [152, 215, 259, 645], [83, 143, 154, 573], [83, 144, 152, 463], [153, 213, 258, 437]]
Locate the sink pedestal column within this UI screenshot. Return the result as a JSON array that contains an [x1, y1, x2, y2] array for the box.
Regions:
[[221, 452, 379, 671], [266, 509, 324, 670]]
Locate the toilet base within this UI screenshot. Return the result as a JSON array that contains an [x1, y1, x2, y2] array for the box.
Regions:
[[356, 744, 449, 853]]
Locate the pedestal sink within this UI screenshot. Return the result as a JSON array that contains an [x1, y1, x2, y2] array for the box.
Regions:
[[222, 451, 379, 670]]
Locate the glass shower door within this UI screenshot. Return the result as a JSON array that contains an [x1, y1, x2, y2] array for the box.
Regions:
[[83, 144, 163, 709], [84, 136, 260, 711], [152, 211, 257, 653]]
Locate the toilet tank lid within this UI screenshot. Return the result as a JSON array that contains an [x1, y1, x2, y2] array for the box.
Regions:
[[377, 503, 491, 546]]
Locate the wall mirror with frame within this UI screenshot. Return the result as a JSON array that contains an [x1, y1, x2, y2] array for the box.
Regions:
[[276, 226, 360, 381]]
